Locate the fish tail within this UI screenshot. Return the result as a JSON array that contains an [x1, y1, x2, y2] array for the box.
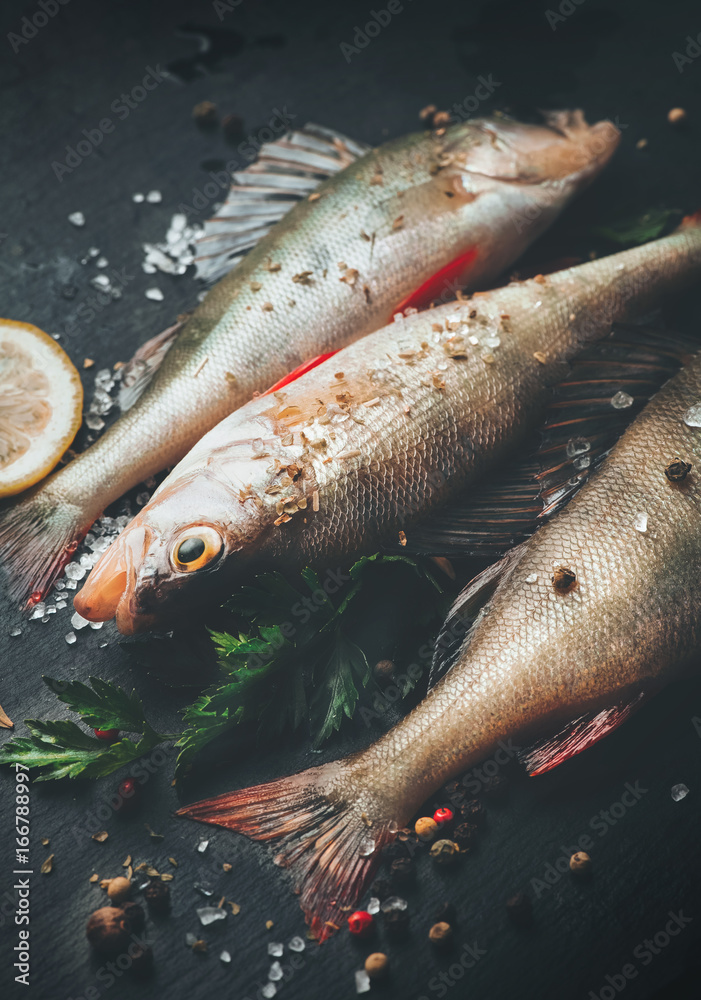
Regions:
[[0, 477, 88, 604], [176, 763, 394, 941]]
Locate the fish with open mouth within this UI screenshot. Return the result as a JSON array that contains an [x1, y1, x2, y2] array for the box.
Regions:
[[177, 342, 701, 939], [0, 111, 618, 605], [75, 215, 701, 633]]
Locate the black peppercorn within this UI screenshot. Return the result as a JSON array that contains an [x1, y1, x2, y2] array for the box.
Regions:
[[665, 458, 691, 483], [383, 907, 409, 938], [452, 822, 478, 851], [481, 774, 508, 799], [369, 876, 392, 901], [458, 799, 484, 825], [119, 900, 146, 933], [390, 857, 415, 885], [143, 880, 170, 914]]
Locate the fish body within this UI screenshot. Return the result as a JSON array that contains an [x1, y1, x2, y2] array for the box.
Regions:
[[77, 218, 701, 633], [0, 111, 618, 603], [178, 346, 701, 938]]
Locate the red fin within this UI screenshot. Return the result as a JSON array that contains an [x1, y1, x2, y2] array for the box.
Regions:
[[393, 246, 479, 314], [680, 209, 701, 228], [176, 763, 393, 941], [519, 693, 646, 777], [262, 351, 340, 396]]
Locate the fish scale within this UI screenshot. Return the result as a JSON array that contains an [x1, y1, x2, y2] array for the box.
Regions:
[[1, 111, 618, 604], [76, 216, 701, 632]]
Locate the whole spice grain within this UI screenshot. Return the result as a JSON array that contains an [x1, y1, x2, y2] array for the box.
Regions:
[[429, 839, 459, 865], [569, 851, 592, 875], [665, 458, 691, 482], [86, 907, 132, 956], [414, 816, 439, 841], [428, 921, 453, 946], [365, 952, 389, 979], [144, 880, 170, 914], [119, 900, 146, 933], [106, 877, 132, 903]]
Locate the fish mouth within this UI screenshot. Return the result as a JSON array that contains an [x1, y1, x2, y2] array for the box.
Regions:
[[74, 523, 154, 633]]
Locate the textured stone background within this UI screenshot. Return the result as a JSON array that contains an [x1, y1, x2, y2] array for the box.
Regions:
[[1, 1, 701, 998]]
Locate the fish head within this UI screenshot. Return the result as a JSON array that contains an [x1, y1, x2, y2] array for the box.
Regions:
[[74, 466, 265, 634], [447, 109, 620, 191]]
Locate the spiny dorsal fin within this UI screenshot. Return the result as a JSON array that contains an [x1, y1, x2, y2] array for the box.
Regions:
[[428, 544, 526, 690], [194, 123, 370, 283], [517, 692, 647, 776], [404, 323, 696, 559]]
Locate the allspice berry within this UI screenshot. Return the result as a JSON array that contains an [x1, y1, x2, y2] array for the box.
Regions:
[[569, 851, 592, 875], [415, 816, 439, 841], [86, 907, 132, 956], [144, 880, 170, 914], [429, 839, 459, 864], [364, 952, 389, 979], [668, 107, 687, 126], [373, 659, 395, 683], [429, 921, 453, 946], [106, 876, 132, 903]]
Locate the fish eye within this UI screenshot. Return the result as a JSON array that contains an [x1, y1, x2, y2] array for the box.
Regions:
[[171, 526, 223, 573]]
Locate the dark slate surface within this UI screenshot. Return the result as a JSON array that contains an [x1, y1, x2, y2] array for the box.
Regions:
[[2, 1, 701, 998]]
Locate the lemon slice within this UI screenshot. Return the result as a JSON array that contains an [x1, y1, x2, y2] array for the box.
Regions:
[[0, 320, 83, 497]]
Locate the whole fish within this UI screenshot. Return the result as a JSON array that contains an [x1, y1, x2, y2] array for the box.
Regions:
[[0, 111, 618, 604], [76, 216, 701, 633], [177, 344, 701, 939]]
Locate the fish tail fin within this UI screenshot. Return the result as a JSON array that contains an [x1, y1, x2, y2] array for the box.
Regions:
[[0, 477, 87, 604], [176, 763, 394, 941]]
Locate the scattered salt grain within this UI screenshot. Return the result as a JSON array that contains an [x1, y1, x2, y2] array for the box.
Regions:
[[146, 189, 162, 203], [220, 950, 232, 964], [268, 962, 283, 981], [671, 783, 689, 801], [355, 970, 371, 994], [367, 898, 381, 915], [197, 907, 226, 926], [288, 936, 305, 952], [611, 391, 633, 410], [65, 632, 77, 645], [65, 562, 87, 581], [9, 626, 22, 637], [71, 611, 90, 630], [525, 573, 538, 584], [132, 193, 145, 203], [261, 985, 277, 999], [145, 288, 164, 302], [683, 404, 701, 428], [68, 211, 85, 227], [268, 942, 284, 957], [197, 840, 209, 853], [633, 512, 648, 534]]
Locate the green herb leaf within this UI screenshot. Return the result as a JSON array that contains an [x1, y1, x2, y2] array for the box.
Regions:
[[310, 631, 370, 747], [592, 208, 680, 246], [42, 675, 152, 733]]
